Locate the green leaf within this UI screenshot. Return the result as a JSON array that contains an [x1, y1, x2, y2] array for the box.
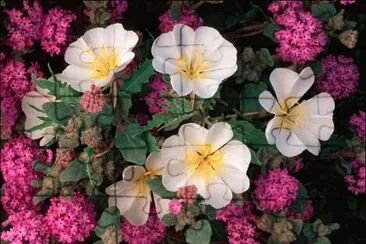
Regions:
[[167, 95, 193, 114], [327, 223, 340, 231], [343, 20, 357, 30], [143, 132, 159, 152], [146, 176, 176, 198], [229, 120, 268, 149], [118, 91, 132, 120], [291, 219, 304, 236], [310, 60, 323, 77], [148, 112, 195, 130], [59, 160, 88, 183], [239, 82, 267, 113], [291, 182, 309, 213], [314, 237, 331, 244], [33, 189, 55, 204], [311, 3, 337, 22], [202, 205, 217, 220], [95, 206, 121, 238], [33, 160, 51, 174], [169, 7, 181, 20], [121, 59, 155, 94], [263, 22, 280, 42], [303, 223, 316, 240], [185, 219, 212, 244], [250, 148, 262, 166], [115, 130, 147, 165], [31, 179, 43, 187], [161, 213, 178, 226], [42, 102, 72, 125], [96, 105, 114, 127], [187, 203, 201, 216], [259, 48, 274, 67]]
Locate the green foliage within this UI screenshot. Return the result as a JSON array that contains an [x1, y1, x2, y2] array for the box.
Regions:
[[310, 60, 323, 77], [229, 120, 268, 149], [291, 182, 309, 213], [42, 102, 72, 125], [185, 220, 212, 244], [115, 128, 147, 165], [291, 219, 304, 236], [148, 112, 195, 130], [95, 206, 121, 238], [146, 176, 176, 198], [117, 91, 132, 120], [240, 82, 267, 113], [143, 132, 159, 152], [263, 21, 280, 42], [59, 160, 88, 183], [121, 59, 155, 94], [33, 160, 51, 174], [33, 189, 55, 204], [161, 213, 178, 226], [249, 148, 262, 166], [96, 105, 114, 127], [311, 3, 337, 22]]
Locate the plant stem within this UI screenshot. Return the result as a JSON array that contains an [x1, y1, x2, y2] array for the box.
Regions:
[[217, 99, 260, 118]]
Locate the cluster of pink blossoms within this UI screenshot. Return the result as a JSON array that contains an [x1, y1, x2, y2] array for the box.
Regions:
[[145, 74, 170, 114], [216, 202, 258, 244], [315, 55, 359, 99], [0, 59, 42, 137], [109, 0, 128, 22], [80, 85, 106, 113], [344, 159, 366, 195], [254, 168, 299, 212], [45, 193, 96, 243], [349, 111, 365, 142], [121, 212, 166, 244], [5, 0, 76, 55], [340, 0, 356, 5], [268, 0, 327, 63], [168, 199, 183, 215], [287, 200, 314, 221], [159, 4, 203, 33]]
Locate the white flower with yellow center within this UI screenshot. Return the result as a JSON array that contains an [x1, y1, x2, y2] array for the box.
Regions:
[[258, 67, 335, 157], [151, 24, 237, 98], [61, 23, 138, 92], [161, 122, 251, 209], [22, 86, 57, 146], [105, 152, 169, 225]]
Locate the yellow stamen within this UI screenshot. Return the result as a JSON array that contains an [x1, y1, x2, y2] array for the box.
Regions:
[[177, 48, 210, 81], [276, 97, 307, 130], [83, 47, 120, 80], [133, 168, 161, 197], [186, 144, 224, 181]]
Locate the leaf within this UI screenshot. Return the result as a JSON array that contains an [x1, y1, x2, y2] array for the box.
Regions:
[[229, 120, 268, 149], [314, 237, 331, 244], [343, 20, 357, 30], [95, 206, 121, 238], [202, 205, 217, 220], [33, 160, 51, 174], [326, 223, 340, 231], [33, 189, 55, 204], [185, 219, 212, 244], [59, 160, 88, 183], [31, 179, 43, 187], [146, 176, 176, 198], [239, 82, 267, 113], [303, 223, 316, 240], [263, 22, 280, 42], [167, 95, 193, 114], [96, 105, 114, 127], [121, 59, 155, 94], [259, 48, 274, 67], [249, 148, 262, 166], [291, 182, 309, 213], [291, 219, 304, 236], [310, 60, 323, 77], [115, 130, 147, 165], [161, 213, 178, 226], [42, 102, 72, 125], [148, 112, 195, 130], [143, 132, 159, 152], [118, 91, 132, 120], [311, 3, 336, 22]]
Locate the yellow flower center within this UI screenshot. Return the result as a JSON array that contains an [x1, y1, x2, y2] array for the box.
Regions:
[[177, 48, 210, 81], [83, 47, 120, 80], [186, 144, 224, 181], [276, 97, 307, 130], [133, 168, 162, 197]]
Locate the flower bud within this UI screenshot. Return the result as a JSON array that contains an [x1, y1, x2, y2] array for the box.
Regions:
[[339, 30, 358, 49]]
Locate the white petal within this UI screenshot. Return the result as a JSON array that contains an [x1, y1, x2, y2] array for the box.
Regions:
[[203, 65, 237, 80], [273, 128, 306, 157], [293, 126, 321, 155], [303, 117, 334, 141], [195, 26, 225, 55], [123, 166, 146, 183], [39, 133, 55, 147], [178, 123, 207, 146], [151, 31, 180, 60], [152, 57, 178, 74], [288, 67, 314, 106], [205, 122, 233, 151], [206, 41, 237, 70], [106, 181, 136, 214], [161, 135, 186, 162], [82, 27, 106, 50], [64, 38, 95, 68], [259, 91, 281, 114], [117, 51, 135, 69], [265, 117, 282, 145], [153, 193, 170, 220], [302, 92, 335, 117], [172, 24, 196, 55], [170, 74, 193, 96], [106, 23, 138, 50], [205, 180, 232, 209], [162, 159, 189, 192], [270, 68, 299, 100], [193, 78, 221, 98], [220, 166, 250, 194], [22, 91, 48, 117], [123, 196, 151, 225], [145, 152, 164, 174], [221, 140, 251, 172]]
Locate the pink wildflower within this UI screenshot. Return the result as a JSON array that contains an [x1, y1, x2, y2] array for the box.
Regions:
[[56, 148, 74, 168], [122, 212, 166, 244], [344, 159, 366, 195], [349, 111, 365, 142], [293, 157, 304, 173], [80, 85, 106, 112], [315, 55, 359, 99], [177, 185, 197, 204], [287, 200, 314, 221], [45, 193, 96, 243], [145, 74, 169, 114], [340, 0, 356, 5], [254, 168, 299, 212], [168, 199, 182, 215], [159, 5, 203, 33], [109, 0, 128, 23]]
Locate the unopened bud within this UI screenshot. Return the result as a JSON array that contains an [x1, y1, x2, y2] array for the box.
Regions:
[[339, 30, 358, 49]]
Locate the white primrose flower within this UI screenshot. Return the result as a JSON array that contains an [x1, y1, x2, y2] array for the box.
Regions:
[[61, 23, 138, 92], [151, 24, 237, 98], [22, 86, 57, 147], [105, 152, 170, 226], [258, 67, 335, 157], [161, 122, 251, 209]]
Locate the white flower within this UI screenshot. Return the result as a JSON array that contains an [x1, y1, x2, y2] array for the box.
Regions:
[[258, 67, 335, 157], [151, 24, 237, 98], [61, 23, 138, 92], [105, 152, 169, 225], [161, 122, 251, 209], [21, 86, 57, 146]]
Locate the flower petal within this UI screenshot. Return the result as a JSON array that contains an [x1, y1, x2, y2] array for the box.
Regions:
[[106, 23, 138, 50], [302, 92, 335, 117], [205, 122, 233, 151], [162, 159, 189, 192], [153, 193, 170, 220], [205, 180, 232, 209], [145, 152, 164, 174], [64, 38, 93, 68], [270, 68, 300, 100], [162, 135, 186, 162], [192, 78, 221, 98], [170, 74, 193, 96], [195, 26, 225, 55], [206, 41, 237, 71], [123, 166, 146, 183], [273, 128, 306, 157], [221, 140, 251, 172], [178, 123, 207, 147], [220, 166, 250, 194], [82, 27, 106, 50], [287, 67, 315, 107], [172, 24, 196, 55], [293, 126, 321, 155], [203, 65, 237, 81], [106, 181, 136, 214], [265, 117, 282, 145], [259, 91, 281, 114], [122, 196, 151, 225]]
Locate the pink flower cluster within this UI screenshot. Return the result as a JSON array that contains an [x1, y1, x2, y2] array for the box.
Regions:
[[109, 0, 128, 22], [340, 0, 356, 5], [0, 60, 42, 137], [145, 74, 169, 114], [45, 193, 96, 243], [5, 0, 76, 55], [287, 200, 314, 221], [254, 168, 299, 212], [349, 111, 365, 142], [80, 85, 106, 113], [56, 148, 74, 168], [177, 185, 198, 204], [159, 5, 203, 33], [344, 159, 366, 195], [268, 0, 327, 63], [0, 136, 51, 214], [216, 202, 258, 244], [168, 199, 182, 215], [122, 212, 166, 244], [315, 55, 359, 99]]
